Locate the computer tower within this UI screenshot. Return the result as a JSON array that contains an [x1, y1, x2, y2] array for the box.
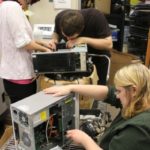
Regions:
[[32, 44, 88, 74], [11, 91, 79, 150]]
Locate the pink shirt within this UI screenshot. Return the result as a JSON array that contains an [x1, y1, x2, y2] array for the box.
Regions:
[[8, 79, 33, 84]]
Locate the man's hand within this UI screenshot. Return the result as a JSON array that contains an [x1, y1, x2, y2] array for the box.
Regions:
[[49, 39, 58, 51]]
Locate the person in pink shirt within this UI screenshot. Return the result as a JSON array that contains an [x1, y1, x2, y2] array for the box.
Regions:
[[0, 0, 51, 103]]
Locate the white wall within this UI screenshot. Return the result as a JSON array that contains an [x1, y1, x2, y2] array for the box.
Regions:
[[29, 0, 80, 26]]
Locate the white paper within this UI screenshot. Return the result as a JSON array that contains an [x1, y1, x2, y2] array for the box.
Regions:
[[53, 0, 71, 9], [146, 1, 150, 4]]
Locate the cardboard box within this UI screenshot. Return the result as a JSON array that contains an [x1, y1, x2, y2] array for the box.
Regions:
[[108, 50, 142, 85], [39, 65, 99, 109], [95, 0, 111, 14]]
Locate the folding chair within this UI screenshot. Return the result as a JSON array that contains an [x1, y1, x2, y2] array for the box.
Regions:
[[88, 54, 111, 110], [88, 54, 111, 85]]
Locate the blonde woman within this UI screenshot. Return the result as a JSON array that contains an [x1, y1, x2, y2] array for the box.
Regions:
[[44, 63, 150, 150]]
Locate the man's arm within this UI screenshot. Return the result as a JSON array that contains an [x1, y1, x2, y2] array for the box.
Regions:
[[66, 36, 113, 50], [51, 32, 59, 42], [83, 36, 113, 50], [48, 32, 59, 50]]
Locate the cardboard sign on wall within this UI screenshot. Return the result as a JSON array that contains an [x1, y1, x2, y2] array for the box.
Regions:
[[95, 0, 111, 14]]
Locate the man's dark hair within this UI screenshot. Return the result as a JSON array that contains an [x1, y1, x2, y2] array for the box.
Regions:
[[60, 10, 84, 37]]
